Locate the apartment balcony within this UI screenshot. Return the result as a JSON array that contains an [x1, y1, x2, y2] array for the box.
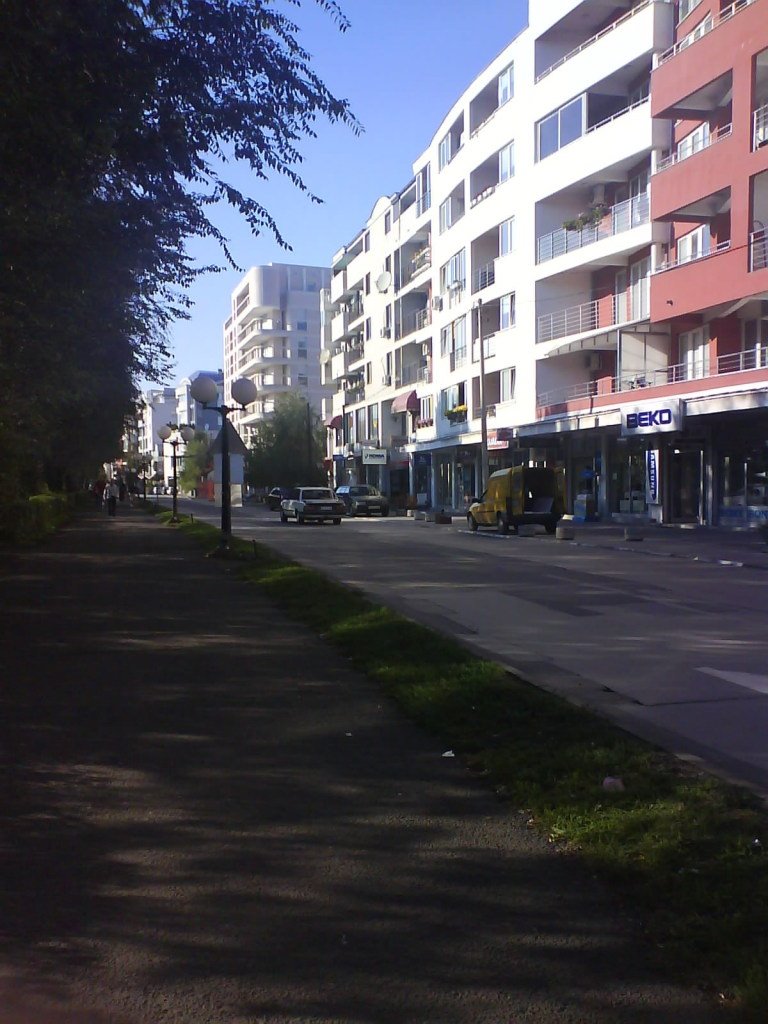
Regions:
[[237, 320, 286, 353], [656, 0, 759, 70], [536, 193, 650, 267], [652, 131, 735, 222], [536, 347, 768, 419], [472, 259, 496, 294], [396, 307, 431, 341], [751, 228, 768, 271], [396, 363, 431, 388], [331, 309, 351, 344], [330, 267, 351, 305], [398, 244, 431, 291], [237, 348, 287, 375], [650, 239, 740, 319], [331, 346, 363, 380], [654, 122, 732, 175], [537, 286, 648, 346]]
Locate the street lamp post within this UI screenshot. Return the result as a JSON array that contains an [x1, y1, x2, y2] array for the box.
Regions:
[[158, 424, 195, 523], [476, 298, 490, 495], [189, 375, 257, 549]]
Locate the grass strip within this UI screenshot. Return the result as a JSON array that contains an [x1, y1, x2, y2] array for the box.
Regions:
[[171, 513, 768, 1017]]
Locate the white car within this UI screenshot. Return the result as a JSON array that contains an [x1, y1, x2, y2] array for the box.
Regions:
[[280, 487, 345, 525]]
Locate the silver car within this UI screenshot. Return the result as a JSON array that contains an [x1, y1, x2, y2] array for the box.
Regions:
[[280, 486, 345, 525]]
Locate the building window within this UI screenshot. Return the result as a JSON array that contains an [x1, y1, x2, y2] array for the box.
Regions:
[[438, 132, 451, 170], [500, 367, 516, 403], [365, 273, 371, 295], [366, 362, 372, 385], [365, 317, 371, 341], [419, 396, 433, 422], [678, 0, 702, 22], [500, 293, 516, 330], [298, 345, 307, 359], [499, 217, 515, 256], [296, 320, 308, 331], [676, 225, 709, 265], [536, 95, 585, 161], [677, 122, 709, 161], [364, 231, 370, 252], [298, 374, 308, 387], [440, 249, 465, 293], [679, 327, 708, 379], [367, 403, 378, 440], [679, 11, 713, 50], [498, 63, 514, 106], [439, 198, 451, 233], [385, 211, 391, 233], [498, 141, 515, 182]]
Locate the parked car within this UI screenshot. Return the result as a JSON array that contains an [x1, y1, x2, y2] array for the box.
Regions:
[[280, 486, 345, 525], [266, 486, 296, 510], [335, 484, 390, 517], [467, 466, 565, 534]]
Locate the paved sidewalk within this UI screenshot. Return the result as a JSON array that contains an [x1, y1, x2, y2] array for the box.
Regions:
[[0, 507, 724, 1024]]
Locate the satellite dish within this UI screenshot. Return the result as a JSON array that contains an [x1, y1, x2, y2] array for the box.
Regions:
[[375, 271, 392, 293]]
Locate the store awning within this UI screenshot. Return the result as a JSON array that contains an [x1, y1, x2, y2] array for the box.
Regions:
[[324, 414, 343, 429], [391, 390, 419, 415]]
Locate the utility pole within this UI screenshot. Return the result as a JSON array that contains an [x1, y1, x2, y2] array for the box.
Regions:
[[306, 399, 313, 482], [477, 298, 489, 495]]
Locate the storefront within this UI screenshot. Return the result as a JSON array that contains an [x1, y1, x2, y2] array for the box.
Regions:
[[713, 415, 768, 527]]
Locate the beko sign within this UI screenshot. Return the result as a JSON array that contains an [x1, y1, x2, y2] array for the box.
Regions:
[[622, 398, 682, 437]]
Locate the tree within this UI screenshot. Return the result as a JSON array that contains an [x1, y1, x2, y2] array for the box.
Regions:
[[246, 392, 325, 488], [179, 433, 212, 493], [0, 0, 358, 496]]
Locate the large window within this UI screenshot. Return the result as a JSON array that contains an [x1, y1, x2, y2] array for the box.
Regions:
[[677, 122, 710, 161], [440, 316, 466, 358], [499, 217, 515, 256], [500, 367, 516, 403], [676, 225, 709, 265], [678, 0, 702, 23], [679, 327, 708, 379], [438, 133, 452, 170], [537, 95, 585, 161], [743, 317, 768, 368], [367, 404, 379, 441], [499, 141, 515, 183], [440, 249, 466, 293], [500, 293, 516, 331], [498, 63, 514, 106]]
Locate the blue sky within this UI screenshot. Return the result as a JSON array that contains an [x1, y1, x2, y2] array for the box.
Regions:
[[162, 0, 529, 386]]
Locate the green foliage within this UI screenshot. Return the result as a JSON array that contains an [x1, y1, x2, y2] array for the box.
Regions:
[[245, 391, 326, 487], [0, 492, 77, 546], [179, 432, 212, 492], [0, 0, 358, 498]]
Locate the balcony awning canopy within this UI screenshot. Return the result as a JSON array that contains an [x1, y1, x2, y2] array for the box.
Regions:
[[325, 414, 343, 429], [391, 390, 419, 414]]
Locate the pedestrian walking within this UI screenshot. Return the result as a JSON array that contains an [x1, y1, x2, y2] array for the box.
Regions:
[[104, 479, 119, 517]]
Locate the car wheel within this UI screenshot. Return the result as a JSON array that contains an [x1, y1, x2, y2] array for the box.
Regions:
[[381, 509, 389, 517], [333, 518, 341, 525], [280, 511, 288, 523], [545, 522, 556, 535], [496, 513, 509, 535], [468, 514, 478, 532], [297, 512, 305, 524]]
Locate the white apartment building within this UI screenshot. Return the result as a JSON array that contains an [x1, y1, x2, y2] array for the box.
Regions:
[[324, 0, 678, 516], [136, 386, 178, 481], [223, 263, 332, 443]]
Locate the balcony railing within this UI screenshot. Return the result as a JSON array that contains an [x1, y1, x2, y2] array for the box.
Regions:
[[750, 229, 768, 272], [538, 288, 649, 343], [396, 307, 431, 341], [416, 191, 431, 216], [397, 364, 431, 387], [472, 260, 496, 292], [470, 184, 497, 209], [754, 104, 768, 151], [537, 348, 768, 411], [657, 0, 758, 66], [536, 193, 649, 264], [655, 123, 732, 175], [653, 239, 731, 274], [536, 0, 657, 83]]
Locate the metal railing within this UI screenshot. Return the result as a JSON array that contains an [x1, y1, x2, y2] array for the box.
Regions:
[[754, 103, 768, 150], [535, 0, 658, 83], [655, 123, 732, 174], [538, 288, 649, 343], [657, 0, 758, 66], [396, 307, 431, 340], [750, 229, 768, 272], [585, 95, 649, 137], [537, 349, 768, 410], [416, 191, 431, 216], [536, 193, 649, 264], [654, 238, 731, 274], [472, 260, 496, 292], [397, 364, 431, 387]]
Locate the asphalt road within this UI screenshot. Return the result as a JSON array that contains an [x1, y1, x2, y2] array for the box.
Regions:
[[187, 499, 768, 796], [0, 506, 725, 1023]]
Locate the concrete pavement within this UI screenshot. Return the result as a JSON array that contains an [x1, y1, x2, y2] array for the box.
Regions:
[[0, 505, 726, 1024]]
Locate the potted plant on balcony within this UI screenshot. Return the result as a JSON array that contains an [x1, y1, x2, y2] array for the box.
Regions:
[[563, 202, 609, 232], [446, 404, 468, 424]]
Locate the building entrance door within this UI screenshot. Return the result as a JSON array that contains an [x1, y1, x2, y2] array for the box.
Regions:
[[670, 447, 703, 522]]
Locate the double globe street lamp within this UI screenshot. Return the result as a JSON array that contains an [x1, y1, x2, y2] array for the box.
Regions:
[[189, 374, 257, 549], [157, 423, 195, 523]]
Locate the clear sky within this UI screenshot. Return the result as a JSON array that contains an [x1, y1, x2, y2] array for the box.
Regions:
[[161, 0, 529, 387]]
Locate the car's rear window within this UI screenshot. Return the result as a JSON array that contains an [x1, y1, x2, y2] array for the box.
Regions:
[[350, 486, 374, 496], [302, 488, 333, 500]]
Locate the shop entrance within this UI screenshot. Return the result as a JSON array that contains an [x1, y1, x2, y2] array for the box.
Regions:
[[670, 447, 703, 522]]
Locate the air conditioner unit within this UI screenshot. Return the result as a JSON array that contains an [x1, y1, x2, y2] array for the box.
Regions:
[[432, 296, 443, 311], [422, 343, 430, 356], [585, 353, 602, 371], [380, 327, 391, 338], [382, 374, 392, 386]]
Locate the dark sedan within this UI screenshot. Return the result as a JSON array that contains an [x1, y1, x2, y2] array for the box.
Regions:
[[335, 484, 390, 517]]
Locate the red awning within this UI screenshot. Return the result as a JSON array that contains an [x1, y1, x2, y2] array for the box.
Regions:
[[391, 390, 419, 415], [324, 414, 343, 429]]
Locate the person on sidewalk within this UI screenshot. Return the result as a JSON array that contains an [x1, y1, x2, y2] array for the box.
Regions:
[[104, 479, 119, 517]]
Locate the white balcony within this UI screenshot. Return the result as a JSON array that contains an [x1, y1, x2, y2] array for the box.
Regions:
[[537, 285, 649, 345], [536, 193, 650, 265]]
